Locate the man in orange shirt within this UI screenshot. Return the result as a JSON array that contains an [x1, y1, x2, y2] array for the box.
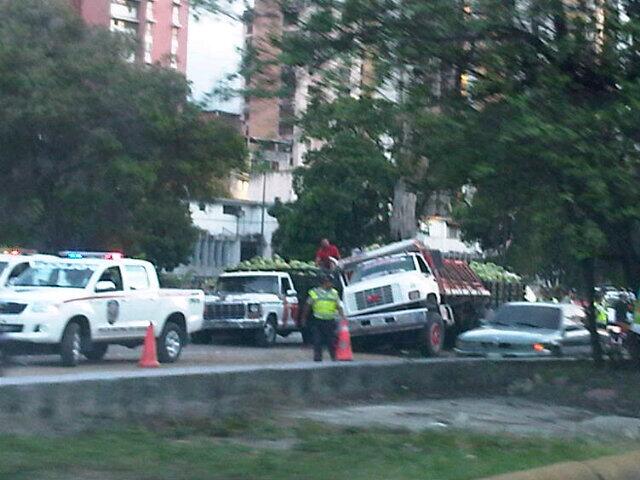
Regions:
[[315, 239, 341, 270]]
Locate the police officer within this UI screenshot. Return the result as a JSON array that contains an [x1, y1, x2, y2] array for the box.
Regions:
[[303, 274, 343, 362], [595, 294, 609, 329]]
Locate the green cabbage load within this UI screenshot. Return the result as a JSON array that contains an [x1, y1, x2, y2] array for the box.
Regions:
[[228, 255, 319, 273], [470, 261, 521, 283]]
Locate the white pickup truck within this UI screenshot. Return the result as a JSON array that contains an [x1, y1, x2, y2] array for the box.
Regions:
[[202, 271, 302, 347], [0, 253, 204, 366]]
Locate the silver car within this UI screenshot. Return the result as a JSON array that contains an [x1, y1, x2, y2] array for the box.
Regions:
[[456, 302, 593, 358]]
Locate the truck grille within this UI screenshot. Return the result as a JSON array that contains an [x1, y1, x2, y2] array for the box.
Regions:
[[0, 302, 27, 314], [0, 324, 23, 333], [354, 285, 394, 310], [205, 303, 246, 320]]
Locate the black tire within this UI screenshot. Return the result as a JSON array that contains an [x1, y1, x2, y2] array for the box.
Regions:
[[418, 314, 444, 357], [83, 343, 109, 362], [60, 322, 82, 367], [628, 333, 640, 367], [157, 321, 186, 363], [255, 316, 278, 347]]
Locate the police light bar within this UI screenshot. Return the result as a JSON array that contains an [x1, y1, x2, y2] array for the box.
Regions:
[[59, 251, 124, 260], [2, 248, 38, 256]]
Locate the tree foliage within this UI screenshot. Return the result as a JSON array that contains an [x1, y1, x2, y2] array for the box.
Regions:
[[270, 96, 397, 259], [0, 0, 246, 270]]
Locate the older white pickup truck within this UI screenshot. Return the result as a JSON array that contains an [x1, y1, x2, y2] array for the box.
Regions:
[[0, 253, 204, 366], [202, 271, 302, 347]]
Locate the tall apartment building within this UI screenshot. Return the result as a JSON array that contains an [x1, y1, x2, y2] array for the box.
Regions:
[[240, 0, 307, 203], [70, 0, 189, 73]]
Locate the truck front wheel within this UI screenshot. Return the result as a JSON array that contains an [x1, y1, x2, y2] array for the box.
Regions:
[[255, 316, 277, 347], [418, 313, 444, 357], [157, 322, 185, 363], [60, 322, 83, 367], [83, 343, 109, 362]]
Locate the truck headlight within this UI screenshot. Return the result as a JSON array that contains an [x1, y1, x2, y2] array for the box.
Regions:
[[31, 302, 60, 314], [408, 290, 421, 301], [247, 303, 262, 318]]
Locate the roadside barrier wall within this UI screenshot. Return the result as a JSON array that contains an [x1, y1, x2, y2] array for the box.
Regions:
[[0, 358, 576, 434]]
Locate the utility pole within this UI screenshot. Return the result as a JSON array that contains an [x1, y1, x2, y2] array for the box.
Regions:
[[260, 169, 267, 255]]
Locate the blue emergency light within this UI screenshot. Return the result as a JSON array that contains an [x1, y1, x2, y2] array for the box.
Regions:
[[59, 251, 124, 260]]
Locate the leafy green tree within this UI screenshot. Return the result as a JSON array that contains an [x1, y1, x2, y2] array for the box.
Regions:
[[270, 96, 397, 259], [0, 0, 246, 270], [260, 0, 640, 362]]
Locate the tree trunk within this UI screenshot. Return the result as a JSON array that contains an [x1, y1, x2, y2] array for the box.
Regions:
[[583, 257, 604, 366], [390, 179, 417, 241]]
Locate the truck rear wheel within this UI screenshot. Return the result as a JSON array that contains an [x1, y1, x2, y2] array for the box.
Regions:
[[60, 322, 82, 367], [418, 314, 444, 357], [255, 316, 277, 347]]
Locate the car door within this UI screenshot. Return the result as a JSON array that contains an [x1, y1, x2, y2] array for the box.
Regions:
[[280, 275, 298, 329], [92, 266, 130, 340], [122, 264, 157, 337], [560, 308, 591, 356]]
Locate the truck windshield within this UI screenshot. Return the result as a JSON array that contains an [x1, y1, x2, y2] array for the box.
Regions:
[[351, 255, 416, 283], [217, 276, 279, 295], [11, 262, 97, 288], [490, 304, 561, 330]]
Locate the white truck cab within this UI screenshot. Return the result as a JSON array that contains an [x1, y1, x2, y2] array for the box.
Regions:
[[203, 271, 301, 347], [339, 240, 490, 356], [0, 252, 205, 366]]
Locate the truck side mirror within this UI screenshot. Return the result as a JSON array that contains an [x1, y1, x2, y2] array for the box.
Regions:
[[286, 289, 297, 296], [95, 280, 117, 293]]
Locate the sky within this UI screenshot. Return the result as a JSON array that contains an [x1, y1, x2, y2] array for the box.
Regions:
[[186, 7, 245, 114]]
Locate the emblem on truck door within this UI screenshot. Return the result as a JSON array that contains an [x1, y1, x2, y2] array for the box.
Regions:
[[107, 300, 120, 325]]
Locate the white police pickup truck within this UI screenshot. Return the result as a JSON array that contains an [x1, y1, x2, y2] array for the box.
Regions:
[[202, 271, 301, 347], [0, 252, 204, 366]]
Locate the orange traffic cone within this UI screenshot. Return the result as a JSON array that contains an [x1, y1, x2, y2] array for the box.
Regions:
[[335, 318, 353, 361], [139, 323, 160, 368]]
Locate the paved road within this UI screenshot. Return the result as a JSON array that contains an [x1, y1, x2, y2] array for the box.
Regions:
[[1, 333, 410, 378]]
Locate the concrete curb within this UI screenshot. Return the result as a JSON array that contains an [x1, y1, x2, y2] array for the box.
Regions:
[[0, 358, 581, 435], [482, 451, 640, 480]]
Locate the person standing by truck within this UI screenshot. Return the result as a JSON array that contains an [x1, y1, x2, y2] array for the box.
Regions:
[[315, 239, 341, 270], [303, 275, 343, 362]]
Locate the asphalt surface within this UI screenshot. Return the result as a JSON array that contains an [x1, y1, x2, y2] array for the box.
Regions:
[[1, 332, 406, 378]]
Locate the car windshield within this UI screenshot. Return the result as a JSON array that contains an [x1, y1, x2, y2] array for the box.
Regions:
[[490, 304, 561, 330], [0, 261, 7, 277], [216, 276, 279, 295], [352, 255, 416, 282], [11, 261, 97, 288]]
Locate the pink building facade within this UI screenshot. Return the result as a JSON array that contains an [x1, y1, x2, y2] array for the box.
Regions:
[[70, 0, 189, 73]]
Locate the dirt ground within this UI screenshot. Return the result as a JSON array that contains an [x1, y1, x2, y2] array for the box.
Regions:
[[293, 397, 640, 441]]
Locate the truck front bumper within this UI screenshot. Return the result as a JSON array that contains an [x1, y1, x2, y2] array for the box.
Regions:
[[347, 308, 430, 337], [202, 318, 263, 330]]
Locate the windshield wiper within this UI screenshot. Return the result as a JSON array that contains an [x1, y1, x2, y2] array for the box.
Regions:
[[515, 322, 542, 329]]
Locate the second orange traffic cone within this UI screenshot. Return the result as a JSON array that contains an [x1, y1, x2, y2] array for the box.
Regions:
[[139, 323, 160, 368], [335, 318, 353, 361]]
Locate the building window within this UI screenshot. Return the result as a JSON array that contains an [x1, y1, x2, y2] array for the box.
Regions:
[[144, 22, 153, 63], [111, 0, 139, 22], [172, 5, 181, 27], [146, 0, 154, 22]]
